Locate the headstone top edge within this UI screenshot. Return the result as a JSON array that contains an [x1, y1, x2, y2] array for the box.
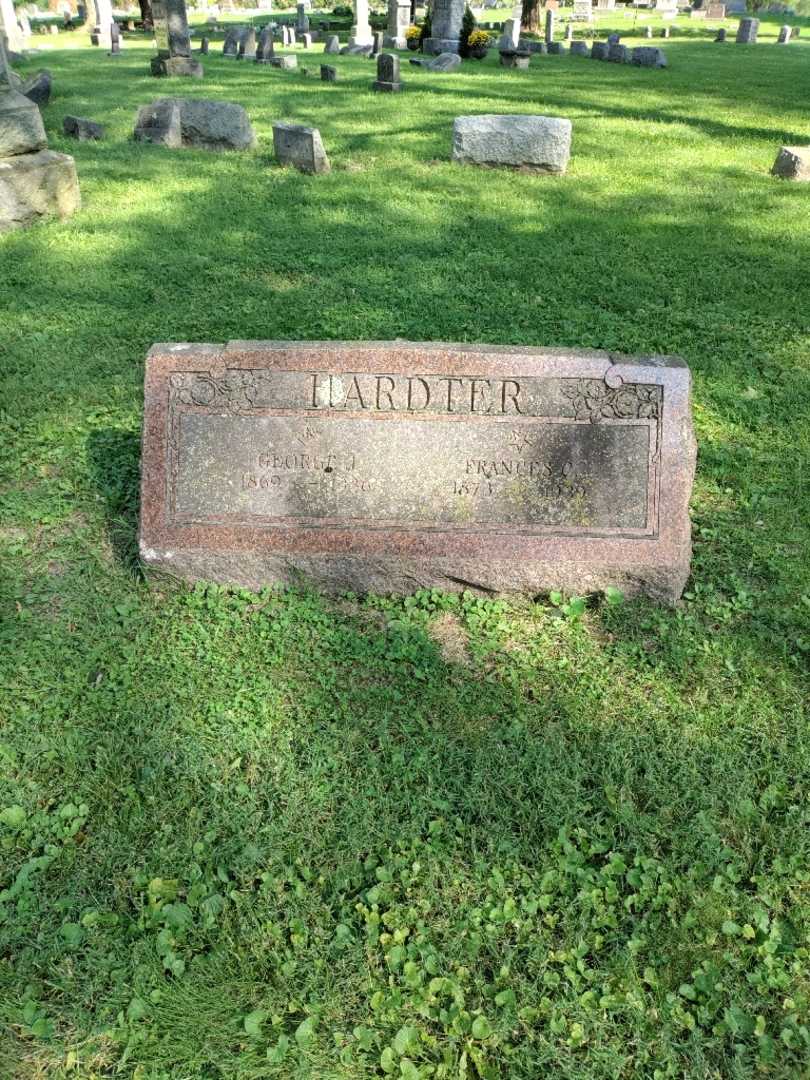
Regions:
[[144, 342, 690, 384]]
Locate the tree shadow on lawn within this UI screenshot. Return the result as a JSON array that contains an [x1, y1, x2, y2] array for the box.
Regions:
[[1, 552, 807, 1074]]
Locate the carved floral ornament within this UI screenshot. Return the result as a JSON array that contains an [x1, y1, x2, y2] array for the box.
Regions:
[[168, 370, 661, 422], [560, 379, 661, 423], [169, 371, 260, 414]]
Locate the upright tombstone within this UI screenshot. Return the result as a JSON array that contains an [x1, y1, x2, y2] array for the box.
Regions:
[[644, 24, 653, 38], [564, 22, 572, 41], [373, 50, 400, 90], [424, 0, 465, 54], [571, 0, 593, 22], [222, 25, 240, 55], [296, 2, 309, 33], [272, 121, 329, 172], [371, 29, 384, 55], [348, 0, 373, 47], [714, 27, 726, 41], [238, 26, 256, 58], [385, 0, 409, 48], [139, 341, 696, 604], [199, 34, 209, 53], [498, 16, 520, 50], [777, 25, 791, 43], [109, 18, 122, 54], [0, 0, 25, 53], [256, 25, 274, 60], [545, 8, 555, 43], [151, 0, 203, 76], [88, 0, 113, 47], [324, 33, 340, 52], [301, 31, 312, 47], [735, 17, 758, 43]]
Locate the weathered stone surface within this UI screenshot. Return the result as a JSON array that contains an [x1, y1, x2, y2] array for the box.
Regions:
[[453, 113, 571, 174], [771, 145, 810, 181], [348, 0, 373, 46], [424, 0, 464, 54], [499, 49, 531, 68], [570, 40, 588, 55], [63, 114, 104, 140], [271, 54, 298, 68], [0, 147, 79, 230], [134, 99, 256, 151], [735, 16, 758, 42], [608, 42, 631, 62], [373, 51, 401, 91], [631, 45, 667, 67], [21, 69, 51, 106], [0, 88, 46, 157], [238, 27, 256, 59], [321, 63, 337, 80], [139, 341, 696, 604], [255, 26, 274, 61], [386, 0, 410, 48], [497, 15, 520, 50], [272, 121, 329, 173], [777, 25, 791, 43], [427, 51, 461, 71], [714, 27, 727, 41], [150, 55, 204, 76], [590, 40, 609, 59], [324, 33, 339, 52], [547, 41, 566, 54]]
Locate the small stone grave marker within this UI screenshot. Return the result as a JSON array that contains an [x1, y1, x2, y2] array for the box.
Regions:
[[373, 51, 400, 91], [272, 121, 329, 172]]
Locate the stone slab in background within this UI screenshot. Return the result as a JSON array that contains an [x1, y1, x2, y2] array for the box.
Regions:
[[735, 16, 758, 42], [139, 341, 696, 604], [452, 114, 571, 174], [0, 88, 46, 157], [631, 45, 667, 67], [428, 51, 461, 71], [0, 147, 80, 230], [771, 145, 810, 181], [21, 69, 51, 106], [150, 55, 204, 77], [134, 98, 256, 151], [272, 121, 330, 173], [63, 114, 105, 140]]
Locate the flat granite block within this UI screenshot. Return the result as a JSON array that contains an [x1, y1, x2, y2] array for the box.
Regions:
[[139, 341, 696, 603]]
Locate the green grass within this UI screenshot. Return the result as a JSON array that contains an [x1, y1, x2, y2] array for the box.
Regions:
[[1, 23, 809, 1080]]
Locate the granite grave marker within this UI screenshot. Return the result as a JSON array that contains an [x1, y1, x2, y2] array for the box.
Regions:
[[139, 341, 695, 602]]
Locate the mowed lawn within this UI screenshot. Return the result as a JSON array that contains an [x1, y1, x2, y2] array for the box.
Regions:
[[1, 21, 809, 1079]]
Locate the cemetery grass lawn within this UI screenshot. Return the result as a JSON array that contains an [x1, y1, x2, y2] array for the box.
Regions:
[[1, 27, 810, 1080]]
